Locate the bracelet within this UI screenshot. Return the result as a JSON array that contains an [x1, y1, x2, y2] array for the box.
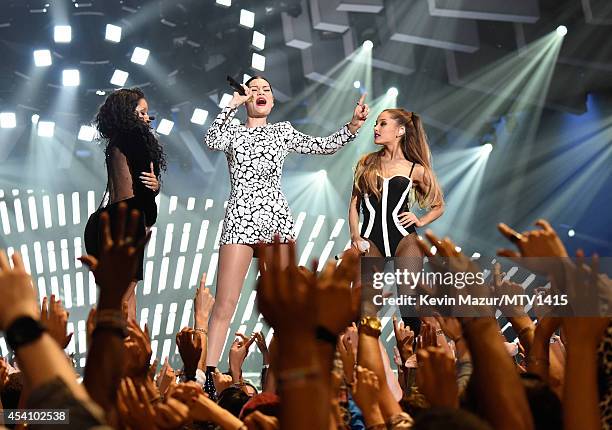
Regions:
[[92, 324, 128, 338], [436, 329, 444, 336], [277, 366, 321, 387], [194, 328, 208, 335]]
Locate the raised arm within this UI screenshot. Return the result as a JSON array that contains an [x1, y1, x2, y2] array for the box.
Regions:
[[285, 93, 368, 154], [284, 121, 358, 155]]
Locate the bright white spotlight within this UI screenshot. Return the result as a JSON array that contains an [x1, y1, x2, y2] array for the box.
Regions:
[[31, 114, 40, 124], [317, 169, 327, 180], [556, 25, 567, 36], [95, 90, 106, 96], [387, 87, 398, 97], [131, 47, 150, 65], [353, 80, 361, 89], [156, 119, 174, 135], [190, 108, 209, 125], [216, 0, 231, 6], [363, 40, 373, 50], [54, 25, 72, 43], [105, 24, 122, 43], [110, 69, 129, 86], [0, 112, 17, 129], [33, 49, 52, 67], [219, 93, 233, 108], [62, 69, 80, 87], [252, 31, 265, 50], [251, 53, 266, 71], [568, 229, 575, 237], [37, 121, 55, 137], [78, 125, 96, 141], [481, 143, 493, 154], [240, 9, 255, 28]]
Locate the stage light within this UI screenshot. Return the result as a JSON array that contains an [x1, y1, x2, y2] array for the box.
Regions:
[[78, 125, 96, 141], [240, 9, 255, 28], [363, 40, 373, 50], [252, 53, 266, 71], [252, 31, 265, 50], [110, 69, 129, 86], [157, 119, 174, 135], [556, 25, 567, 36], [54, 25, 71, 43], [481, 143, 493, 154], [37, 121, 55, 137], [31, 114, 40, 124], [131, 47, 150, 65], [0, 112, 16, 129], [387, 87, 398, 97], [95, 90, 106, 96], [243, 74, 252, 84], [219, 93, 233, 108], [568, 229, 575, 237], [317, 169, 327, 180], [353, 80, 361, 89], [216, 0, 231, 6], [33, 49, 52, 67], [190, 108, 209, 125], [62, 69, 80, 86], [105, 24, 122, 43]]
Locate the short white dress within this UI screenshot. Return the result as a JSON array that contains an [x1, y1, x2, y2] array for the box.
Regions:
[[204, 106, 358, 245]]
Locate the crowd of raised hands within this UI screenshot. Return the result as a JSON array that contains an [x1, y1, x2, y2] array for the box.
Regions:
[[0, 202, 610, 429]]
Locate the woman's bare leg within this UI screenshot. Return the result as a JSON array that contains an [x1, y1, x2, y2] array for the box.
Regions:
[[206, 244, 254, 367]]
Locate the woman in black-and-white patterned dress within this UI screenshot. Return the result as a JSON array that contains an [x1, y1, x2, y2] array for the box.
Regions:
[[202, 75, 369, 373]]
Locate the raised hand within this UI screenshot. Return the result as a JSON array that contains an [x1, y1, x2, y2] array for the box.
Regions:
[[176, 327, 203, 381], [229, 83, 254, 109], [156, 357, 176, 397], [337, 333, 356, 384], [257, 237, 317, 337], [194, 275, 214, 330], [393, 316, 415, 363], [349, 93, 369, 134], [498, 219, 567, 258], [79, 203, 150, 307], [140, 162, 160, 192], [41, 295, 73, 349], [124, 320, 153, 378], [351, 366, 384, 426], [252, 332, 270, 365], [417, 322, 439, 350], [229, 333, 255, 381], [213, 369, 234, 394], [0, 251, 38, 330], [316, 249, 361, 335], [116, 377, 158, 430], [416, 346, 458, 408]]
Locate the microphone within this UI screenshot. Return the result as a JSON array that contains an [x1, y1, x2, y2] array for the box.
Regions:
[[227, 75, 246, 96], [148, 116, 156, 121], [334, 241, 370, 260]]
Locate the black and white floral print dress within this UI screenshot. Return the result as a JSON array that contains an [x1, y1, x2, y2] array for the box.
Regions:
[[204, 106, 358, 245]]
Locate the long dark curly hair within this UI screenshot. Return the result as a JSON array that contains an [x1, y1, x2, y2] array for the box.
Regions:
[[94, 88, 166, 174]]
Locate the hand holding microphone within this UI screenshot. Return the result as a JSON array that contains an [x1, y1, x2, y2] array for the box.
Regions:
[[227, 75, 253, 108], [335, 238, 370, 260]]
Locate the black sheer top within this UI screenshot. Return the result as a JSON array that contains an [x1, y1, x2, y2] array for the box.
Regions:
[[106, 132, 159, 227]]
